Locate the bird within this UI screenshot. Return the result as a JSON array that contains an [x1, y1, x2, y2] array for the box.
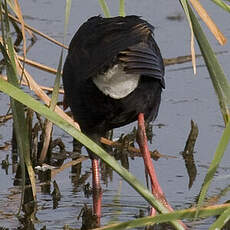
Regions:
[[63, 15, 169, 226]]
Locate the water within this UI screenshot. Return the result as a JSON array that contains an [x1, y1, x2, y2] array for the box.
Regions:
[[0, 1, 230, 229]]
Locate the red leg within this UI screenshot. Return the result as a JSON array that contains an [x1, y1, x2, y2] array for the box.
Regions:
[[136, 113, 173, 212], [92, 159, 101, 191], [92, 159, 102, 226]]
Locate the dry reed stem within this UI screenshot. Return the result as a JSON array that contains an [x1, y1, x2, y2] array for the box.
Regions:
[[100, 137, 176, 159], [39, 120, 53, 163], [17, 55, 58, 74], [15, 57, 80, 131], [189, 0, 227, 45], [0, 74, 64, 93], [4, 10, 68, 49], [14, 0, 26, 57], [51, 156, 88, 178]]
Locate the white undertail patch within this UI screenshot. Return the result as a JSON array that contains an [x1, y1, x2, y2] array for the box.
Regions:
[[93, 64, 140, 99]]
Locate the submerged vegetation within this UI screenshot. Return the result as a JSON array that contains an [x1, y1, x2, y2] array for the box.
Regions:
[[0, 0, 230, 229]]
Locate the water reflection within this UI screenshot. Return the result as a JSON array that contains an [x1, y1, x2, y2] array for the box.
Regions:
[[38, 170, 51, 194], [79, 204, 99, 230], [51, 180, 61, 209], [1, 154, 9, 174], [182, 120, 198, 189]]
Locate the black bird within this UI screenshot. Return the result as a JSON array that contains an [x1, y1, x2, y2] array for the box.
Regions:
[[63, 15, 169, 224]]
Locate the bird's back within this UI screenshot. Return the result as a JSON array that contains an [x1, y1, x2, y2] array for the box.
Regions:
[[63, 15, 165, 136]]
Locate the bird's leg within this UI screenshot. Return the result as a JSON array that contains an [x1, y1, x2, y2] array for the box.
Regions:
[[137, 114, 188, 229], [136, 113, 173, 213], [92, 159, 102, 226]]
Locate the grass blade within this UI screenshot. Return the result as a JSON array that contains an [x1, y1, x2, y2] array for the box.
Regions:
[[197, 120, 230, 212], [95, 203, 230, 230], [211, 0, 230, 13], [64, 0, 72, 41], [119, 0, 125, 17], [98, 0, 111, 18], [209, 206, 230, 230]]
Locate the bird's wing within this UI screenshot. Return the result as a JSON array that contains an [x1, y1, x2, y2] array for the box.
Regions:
[[67, 16, 164, 84], [119, 42, 165, 88]]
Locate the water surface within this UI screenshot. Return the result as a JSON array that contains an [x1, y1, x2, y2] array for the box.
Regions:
[[0, 1, 230, 229]]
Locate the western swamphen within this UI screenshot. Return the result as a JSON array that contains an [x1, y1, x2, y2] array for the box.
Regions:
[[63, 15, 172, 225]]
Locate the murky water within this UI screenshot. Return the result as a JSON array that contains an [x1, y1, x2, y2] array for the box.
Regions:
[[1, 0, 230, 229]]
